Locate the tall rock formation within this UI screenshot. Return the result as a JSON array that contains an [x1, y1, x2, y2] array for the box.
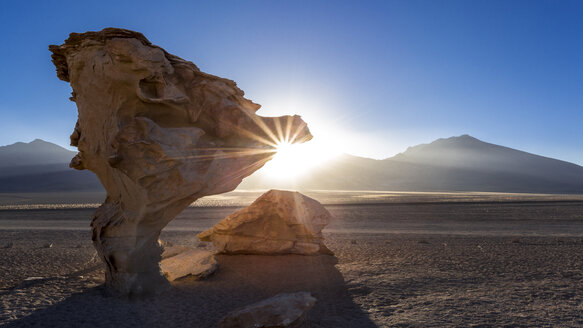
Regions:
[[49, 28, 311, 297]]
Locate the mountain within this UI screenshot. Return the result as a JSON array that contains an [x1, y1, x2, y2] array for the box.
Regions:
[[0, 139, 102, 192], [240, 135, 583, 194], [0, 139, 76, 168], [1, 136, 582, 194]]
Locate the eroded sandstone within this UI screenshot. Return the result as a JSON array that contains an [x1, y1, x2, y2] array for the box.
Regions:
[[198, 190, 333, 255], [160, 248, 217, 281], [49, 28, 311, 297]]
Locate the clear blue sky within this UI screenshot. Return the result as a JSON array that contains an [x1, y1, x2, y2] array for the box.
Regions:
[[1, 0, 582, 164]]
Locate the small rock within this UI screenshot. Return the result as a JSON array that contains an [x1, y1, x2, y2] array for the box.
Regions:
[[218, 292, 317, 328], [160, 248, 217, 281], [24, 277, 44, 281], [42, 243, 53, 249], [512, 238, 521, 244], [350, 240, 357, 245], [418, 240, 430, 244]]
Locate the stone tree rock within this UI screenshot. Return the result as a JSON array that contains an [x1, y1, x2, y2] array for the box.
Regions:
[[49, 28, 311, 297], [198, 190, 333, 255]]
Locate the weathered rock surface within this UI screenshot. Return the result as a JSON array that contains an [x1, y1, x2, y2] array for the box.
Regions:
[[49, 28, 311, 296], [160, 248, 217, 281], [161, 245, 191, 259], [218, 292, 317, 328], [198, 190, 333, 255]]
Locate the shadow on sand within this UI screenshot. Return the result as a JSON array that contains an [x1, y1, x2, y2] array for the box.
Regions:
[[5, 254, 377, 327]]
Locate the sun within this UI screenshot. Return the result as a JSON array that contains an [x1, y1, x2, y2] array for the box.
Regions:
[[264, 142, 305, 178], [261, 138, 340, 180], [233, 102, 343, 180]]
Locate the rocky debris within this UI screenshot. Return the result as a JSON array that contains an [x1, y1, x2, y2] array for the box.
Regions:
[[198, 190, 333, 255], [49, 28, 311, 297], [218, 292, 316, 328], [160, 248, 217, 281]]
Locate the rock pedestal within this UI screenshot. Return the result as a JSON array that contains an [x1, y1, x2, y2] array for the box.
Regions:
[[49, 28, 311, 297]]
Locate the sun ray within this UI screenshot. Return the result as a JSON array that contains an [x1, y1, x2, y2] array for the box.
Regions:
[[258, 133, 342, 180], [288, 120, 308, 144], [227, 122, 279, 148], [239, 108, 281, 146], [284, 115, 294, 144], [216, 154, 274, 186], [273, 116, 284, 143]]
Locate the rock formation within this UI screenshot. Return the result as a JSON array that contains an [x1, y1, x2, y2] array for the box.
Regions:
[[218, 292, 316, 328], [160, 248, 217, 281], [198, 190, 333, 255], [49, 28, 311, 297]]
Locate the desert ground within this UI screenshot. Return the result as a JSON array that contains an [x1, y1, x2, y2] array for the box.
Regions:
[[1, 191, 583, 327]]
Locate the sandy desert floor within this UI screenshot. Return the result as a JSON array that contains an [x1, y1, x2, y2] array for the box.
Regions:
[[1, 197, 583, 327]]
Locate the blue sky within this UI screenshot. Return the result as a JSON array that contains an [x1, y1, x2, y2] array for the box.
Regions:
[[1, 0, 582, 164]]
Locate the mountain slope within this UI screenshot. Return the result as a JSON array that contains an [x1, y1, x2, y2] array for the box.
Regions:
[[240, 135, 583, 193], [0, 139, 76, 168], [1, 136, 582, 194], [392, 135, 582, 179], [0, 139, 102, 192], [382, 135, 583, 192]]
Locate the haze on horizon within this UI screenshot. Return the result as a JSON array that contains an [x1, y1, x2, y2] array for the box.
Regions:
[[0, 0, 582, 165]]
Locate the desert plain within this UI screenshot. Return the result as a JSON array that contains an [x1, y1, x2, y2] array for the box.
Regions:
[[1, 191, 583, 327]]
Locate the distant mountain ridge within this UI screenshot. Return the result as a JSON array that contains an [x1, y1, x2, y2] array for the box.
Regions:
[[0, 139, 101, 192], [392, 135, 580, 172], [0, 139, 76, 168], [1, 136, 582, 194], [240, 135, 583, 193]]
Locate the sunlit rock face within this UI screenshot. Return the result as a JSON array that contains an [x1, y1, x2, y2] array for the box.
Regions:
[[49, 28, 311, 297], [160, 248, 217, 282], [198, 190, 333, 255]]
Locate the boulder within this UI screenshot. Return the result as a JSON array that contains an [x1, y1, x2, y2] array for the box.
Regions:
[[218, 292, 316, 328], [49, 28, 311, 296], [198, 190, 333, 255], [160, 248, 217, 281]]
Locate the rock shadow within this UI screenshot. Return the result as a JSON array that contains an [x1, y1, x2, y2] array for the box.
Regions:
[[4, 254, 377, 327]]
